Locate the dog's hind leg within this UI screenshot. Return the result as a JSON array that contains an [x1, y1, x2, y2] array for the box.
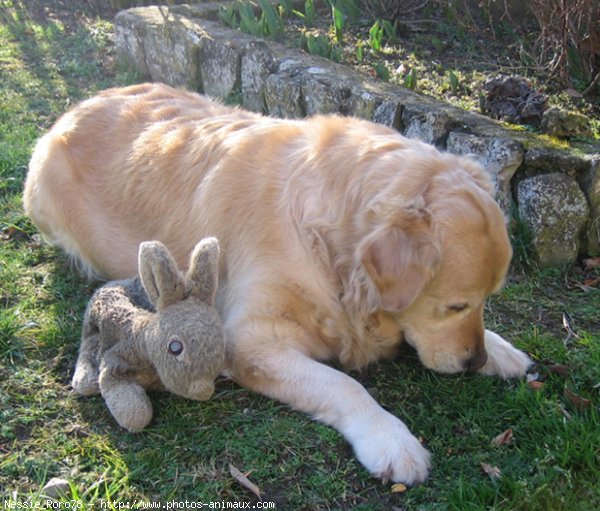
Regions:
[[23, 130, 141, 279], [23, 133, 102, 277]]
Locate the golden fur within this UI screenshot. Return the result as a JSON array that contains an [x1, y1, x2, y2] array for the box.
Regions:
[[24, 83, 531, 484]]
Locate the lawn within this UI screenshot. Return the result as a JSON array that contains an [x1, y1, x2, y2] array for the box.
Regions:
[[0, 1, 599, 510]]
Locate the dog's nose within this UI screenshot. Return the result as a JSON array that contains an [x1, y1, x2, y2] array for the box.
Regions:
[[464, 349, 488, 371]]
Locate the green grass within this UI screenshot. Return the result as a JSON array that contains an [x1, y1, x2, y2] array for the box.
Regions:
[[1, 1, 599, 509]]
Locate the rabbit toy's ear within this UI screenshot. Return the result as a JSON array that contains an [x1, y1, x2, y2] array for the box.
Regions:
[[186, 237, 220, 305], [138, 241, 186, 309]]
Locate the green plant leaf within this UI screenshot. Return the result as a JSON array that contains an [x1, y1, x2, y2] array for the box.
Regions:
[[329, 44, 343, 62], [306, 34, 331, 58], [373, 61, 390, 80], [381, 19, 398, 45], [238, 4, 261, 36], [219, 5, 238, 29], [404, 68, 417, 89], [356, 40, 364, 63], [304, 0, 315, 26], [336, 0, 360, 22], [431, 36, 444, 52], [257, 0, 283, 37], [279, 0, 293, 16], [448, 70, 459, 93], [332, 5, 344, 43], [368, 21, 383, 52]]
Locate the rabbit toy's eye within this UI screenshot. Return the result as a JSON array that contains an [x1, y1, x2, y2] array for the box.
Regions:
[[167, 338, 184, 356]]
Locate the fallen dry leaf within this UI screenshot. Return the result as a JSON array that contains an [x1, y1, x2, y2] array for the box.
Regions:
[[548, 364, 570, 376], [1, 226, 24, 241], [491, 428, 514, 447], [391, 482, 408, 493], [528, 380, 545, 391], [63, 423, 89, 437], [583, 257, 600, 269], [229, 464, 261, 499], [480, 463, 501, 480], [566, 88, 584, 98], [564, 388, 592, 410]]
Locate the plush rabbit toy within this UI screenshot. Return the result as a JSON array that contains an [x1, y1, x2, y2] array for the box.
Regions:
[[71, 237, 226, 432]]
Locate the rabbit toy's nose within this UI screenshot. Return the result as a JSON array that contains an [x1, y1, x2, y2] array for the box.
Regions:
[[188, 379, 215, 401]]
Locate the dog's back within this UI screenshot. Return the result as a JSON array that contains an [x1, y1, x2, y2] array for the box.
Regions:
[[24, 83, 259, 277]]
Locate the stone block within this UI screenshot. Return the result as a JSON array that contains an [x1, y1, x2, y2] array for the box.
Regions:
[[372, 99, 402, 128], [115, 7, 203, 89], [114, 8, 153, 78], [266, 57, 402, 126], [264, 63, 306, 118], [240, 41, 277, 113], [517, 173, 590, 267], [540, 106, 592, 138], [524, 146, 589, 178], [301, 67, 348, 115], [580, 159, 600, 255], [345, 88, 402, 128], [402, 107, 451, 146], [447, 132, 523, 213], [199, 32, 242, 98], [42, 478, 70, 499]]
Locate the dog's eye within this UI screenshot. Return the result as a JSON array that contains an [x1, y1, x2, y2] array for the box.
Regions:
[[167, 338, 184, 356], [447, 303, 468, 313]]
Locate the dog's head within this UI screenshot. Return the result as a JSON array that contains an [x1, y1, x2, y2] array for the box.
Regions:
[[355, 152, 511, 374]]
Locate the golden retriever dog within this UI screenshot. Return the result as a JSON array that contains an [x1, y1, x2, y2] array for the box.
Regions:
[[24, 83, 531, 484]]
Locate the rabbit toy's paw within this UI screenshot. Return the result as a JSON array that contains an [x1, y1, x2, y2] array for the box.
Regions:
[[72, 358, 100, 396], [102, 380, 153, 432]]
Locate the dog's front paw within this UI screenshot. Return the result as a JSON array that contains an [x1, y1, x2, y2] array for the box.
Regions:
[[479, 329, 532, 379], [345, 410, 430, 485]]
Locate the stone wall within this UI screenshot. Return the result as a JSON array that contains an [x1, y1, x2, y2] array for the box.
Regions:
[[114, 3, 600, 267]]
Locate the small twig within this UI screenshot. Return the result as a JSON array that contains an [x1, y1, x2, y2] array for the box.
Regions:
[[399, 0, 429, 16], [583, 71, 600, 96], [562, 311, 579, 345], [229, 464, 262, 500]]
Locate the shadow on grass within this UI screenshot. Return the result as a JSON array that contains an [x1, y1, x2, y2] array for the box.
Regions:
[[0, 0, 117, 127]]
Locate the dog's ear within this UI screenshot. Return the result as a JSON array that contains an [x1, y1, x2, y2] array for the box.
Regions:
[[361, 214, 440, 312]]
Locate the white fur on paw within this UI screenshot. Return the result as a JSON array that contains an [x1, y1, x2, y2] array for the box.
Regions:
[[478, 329, 532, 379], [346, 410, 430, 485]]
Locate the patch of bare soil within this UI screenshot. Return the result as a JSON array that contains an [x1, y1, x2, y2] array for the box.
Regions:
[[280, 3, 599, 141], [20, 0, 600, 143]]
